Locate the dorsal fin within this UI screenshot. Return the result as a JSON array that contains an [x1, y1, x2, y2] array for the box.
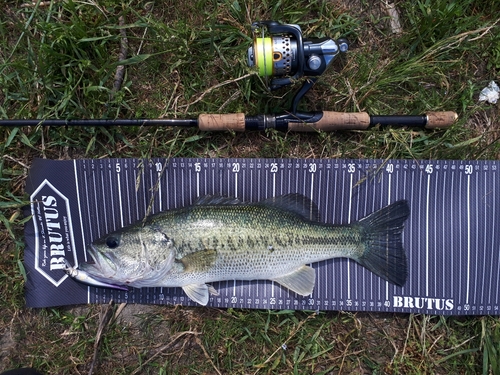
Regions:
[[261, 193, 321, 222], [194, 194, 321, 222], [194, 195, 241, 206]]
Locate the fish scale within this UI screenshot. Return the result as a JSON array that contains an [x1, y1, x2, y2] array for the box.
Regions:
[[147, 203, 363, 280]]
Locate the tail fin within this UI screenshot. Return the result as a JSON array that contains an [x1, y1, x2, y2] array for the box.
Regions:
[[355, 200, 410, 286]]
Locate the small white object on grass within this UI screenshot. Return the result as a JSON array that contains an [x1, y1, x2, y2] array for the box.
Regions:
[[479, 81, 499, 104]]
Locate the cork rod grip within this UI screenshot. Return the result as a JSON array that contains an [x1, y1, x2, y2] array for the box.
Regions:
[[425, 111, 458, 129], [287, 111, 371, 132], [198, 113, 246, 131]]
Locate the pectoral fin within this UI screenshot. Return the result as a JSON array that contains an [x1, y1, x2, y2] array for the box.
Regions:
[[182, 283, 219, 306], [180, 249, 217, 273], [272, 265, 316, 296]]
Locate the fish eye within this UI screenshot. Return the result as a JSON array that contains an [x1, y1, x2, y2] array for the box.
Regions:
[[105, 236, 120, 249]]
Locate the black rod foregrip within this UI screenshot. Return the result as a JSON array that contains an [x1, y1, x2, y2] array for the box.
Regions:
[[370, 115, 427, 127], [370, 111, 457, 129]]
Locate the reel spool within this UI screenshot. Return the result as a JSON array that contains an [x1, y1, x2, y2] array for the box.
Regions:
[[247, 21, 349, 91]]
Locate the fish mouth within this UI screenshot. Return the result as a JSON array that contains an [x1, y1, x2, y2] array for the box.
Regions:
[[80, 244, 117, 278]]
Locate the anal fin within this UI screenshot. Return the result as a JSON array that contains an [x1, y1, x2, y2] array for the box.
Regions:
[[182, 283, 219, 306], [272, 265, 316, 296]]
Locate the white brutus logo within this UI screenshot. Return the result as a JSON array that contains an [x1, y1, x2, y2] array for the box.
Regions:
[[30, 180, 77, 286], [393, 296, 454, 311]]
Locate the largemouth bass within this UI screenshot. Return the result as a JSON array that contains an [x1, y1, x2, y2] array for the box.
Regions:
[[65, 194, 410, 305]]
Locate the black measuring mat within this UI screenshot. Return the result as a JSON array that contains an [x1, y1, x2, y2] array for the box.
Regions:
[[24, 158, 499, 315]]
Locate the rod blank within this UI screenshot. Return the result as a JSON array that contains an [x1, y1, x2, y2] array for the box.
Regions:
[[0, 118, 198, 127], [0, 111, 457, 131]]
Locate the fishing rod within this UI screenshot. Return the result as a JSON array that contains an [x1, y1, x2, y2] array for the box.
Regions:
[[0, 20, 458, 132]]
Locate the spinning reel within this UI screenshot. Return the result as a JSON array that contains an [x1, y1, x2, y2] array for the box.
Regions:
[[0, 20, 457, 131], [247, 21, 349, 113]]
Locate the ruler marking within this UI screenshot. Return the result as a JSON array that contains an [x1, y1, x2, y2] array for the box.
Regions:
[[386, 166, 392, 299], [354, 166, 360, 301], [203, 165, 207, 197], [332, 168, 337, 303], [395, 165, 401, 299], [211, 162, 214, 196], [158, 162, 163, 212], [125, 166, 131, 225], [81, 161, 91, 259], [347, 170, 353, 300], [181, 167, 185, 207], [196, 162, 200, 198], [287, 162, 291, 194], [241, 161, 245, 301], [340, 167, 346, 301], [310, 170, 314, 213], [235, 162, 239, 199], [265, 165, 269, 200], [379, 169, 384, 303], [309, 165, 315, 299], [295, 163, 298, 200], [280, 165, 284, 196], [433, 166, 438, 297], [108, 168, 117, 231], [100, 167, 108, 232], [368, 165, 374, 303], [272, 161, 276, 298], [419, 165, 424, 296], [231, 163, 238, 298], [279, 163, 283, 301], [316, 167, 322, 303], [250, 168, 253, 202], [450, 167, 455, 304], [242, 164, 246, 200], [466, 172, 471, 305], [484, 172, 490, 306], [494, 169, 499, 306], [140, 163, 146, 218], [92, 162, 100, 239], [486, 168, 493, 307], [487, 166, 495, 308], [149, 164, 154, 213], [401, 161, 407, 300], [457, 163, 462, 305], [408, 162, 414, 293], [425, 171, 431, 297], [441, 169, 446, 298], [272, 168, 276, 198], [133, 162, 139, 222], [73, 161, 90, 302], [363, 165, 369, 302], [116, 163, 124, 228], [325, 168, 330, 300], [188, 162, 192, 205], [258, 162, 261, 201], [475, 169, 480, 305]]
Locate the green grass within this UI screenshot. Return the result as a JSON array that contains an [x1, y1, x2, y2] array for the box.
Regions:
[[1, 0, 500, 373]]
